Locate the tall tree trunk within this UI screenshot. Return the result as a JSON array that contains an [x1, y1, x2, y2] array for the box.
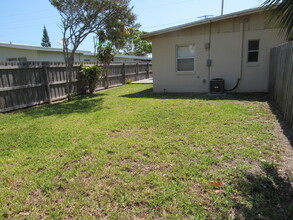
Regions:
[[65, 56, 74, 101]]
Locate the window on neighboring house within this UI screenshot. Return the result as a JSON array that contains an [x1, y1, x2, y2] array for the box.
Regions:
[[248, 40, 259, 63], [176, 45, 195, 72], [7, 58, 17, 61], [18, 57, 27, 62], [7, 57, 27, 62], [84, 59, 90, 62]]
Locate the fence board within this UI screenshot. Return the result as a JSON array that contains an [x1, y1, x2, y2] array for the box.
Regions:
[[0, 62, 152, 112], [269, 41, 293, 128]]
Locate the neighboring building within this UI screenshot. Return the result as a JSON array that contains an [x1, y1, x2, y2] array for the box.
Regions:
[[141, 7, 287, 93], [0, 42, 151, 63]]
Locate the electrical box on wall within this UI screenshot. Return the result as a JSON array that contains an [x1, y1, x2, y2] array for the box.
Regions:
[[204, 43, 210, 50], [206, 59, 212, 67]]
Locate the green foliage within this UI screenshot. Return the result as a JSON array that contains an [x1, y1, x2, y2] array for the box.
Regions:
[[96, 12, 139, 88], [97, 42, 115, 66], [123, 28, 152, 56], [262, 0, 293, 39], [41, 26, 51, 47], [97, 42, 116, 89], [80, 65, 102, 94], [50, 0, 137, 99]]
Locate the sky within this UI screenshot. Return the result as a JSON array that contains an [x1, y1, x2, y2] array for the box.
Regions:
[[0, 0, 265, 52]]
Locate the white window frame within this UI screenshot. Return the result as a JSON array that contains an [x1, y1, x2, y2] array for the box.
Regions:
[[247, 40, 260, 64], [176, 44, 195, 73]]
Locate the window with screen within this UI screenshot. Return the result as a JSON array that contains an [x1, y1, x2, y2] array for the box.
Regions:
[[248, 40, 259, 63], [176, 45, 195, 72]]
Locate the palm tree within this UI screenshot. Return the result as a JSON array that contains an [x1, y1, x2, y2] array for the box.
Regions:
[[262, 0, 293, 39]]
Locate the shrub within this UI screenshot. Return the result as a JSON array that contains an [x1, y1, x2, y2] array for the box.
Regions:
[[80, 65, 103, 94]]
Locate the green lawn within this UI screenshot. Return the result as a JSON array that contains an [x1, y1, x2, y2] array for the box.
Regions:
[[0, 84, 292, 219]]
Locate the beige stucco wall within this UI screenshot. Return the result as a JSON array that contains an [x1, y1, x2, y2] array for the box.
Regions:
[[151, 12, 286, 93]]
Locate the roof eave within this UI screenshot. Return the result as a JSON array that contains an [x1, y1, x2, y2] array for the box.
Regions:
[[141, 7, 265, 40]]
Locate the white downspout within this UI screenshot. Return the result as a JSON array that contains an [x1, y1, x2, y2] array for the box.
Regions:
[[208, 21, 212, 83], [225, 22, 244, 92]]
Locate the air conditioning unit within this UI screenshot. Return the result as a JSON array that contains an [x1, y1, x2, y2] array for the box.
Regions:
[[210, 78, 225, 94]]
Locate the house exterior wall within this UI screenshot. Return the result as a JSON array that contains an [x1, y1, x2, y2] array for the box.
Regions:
[[36, 51, 83, 62], [0, 47, 84, 62], [113, 57, 135, 62], [83, 54, 96, 62], [0, 47, 38, 61], [151, 12, 286, 93], [0, 46, 150, 63]]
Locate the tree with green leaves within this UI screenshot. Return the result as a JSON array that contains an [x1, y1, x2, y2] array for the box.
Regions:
[[50, 0, 137, 100], [123, 28, 152, 56], [41, 26, 51, 47], [97, 42, 115, 89], [262, 0, 293, 39], [97, 22, 137, 88]]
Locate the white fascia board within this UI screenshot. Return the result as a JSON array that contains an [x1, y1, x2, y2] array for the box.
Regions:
[[141, 7, 265, 39]]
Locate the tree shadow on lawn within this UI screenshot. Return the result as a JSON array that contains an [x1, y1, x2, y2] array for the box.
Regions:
[[268, 100, 293, 148], [233, 163, 293, 220], [23, 93, 106, 118], [120, 88, 269, 102]]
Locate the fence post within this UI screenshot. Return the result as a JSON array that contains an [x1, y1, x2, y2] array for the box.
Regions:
[[121, 63, 126, 85], [103, 66, 107, 88], [136, 63, 139, 81], [42, 62, 52, 104], [146, 62, 149, 79]]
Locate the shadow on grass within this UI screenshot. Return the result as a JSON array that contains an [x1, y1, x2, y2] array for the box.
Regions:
[[23, 93, 106, 117], [268, 101, 293, 148], [234, 163, 293, 220], [120, 88, 269, 102]]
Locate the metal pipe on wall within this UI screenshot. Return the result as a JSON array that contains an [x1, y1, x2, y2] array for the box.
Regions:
[[221, 0, 224, 16]]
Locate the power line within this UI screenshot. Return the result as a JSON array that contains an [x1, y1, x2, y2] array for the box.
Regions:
[[130, 0, 146, 3], [0, 9, 56, 19], [143, 17, 199, 30], [134, 0, 195, 11], [0, 22, 58, 32], [0, 16, 57, 26]]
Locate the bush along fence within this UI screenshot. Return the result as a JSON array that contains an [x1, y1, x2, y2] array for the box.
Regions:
[[269, 41, 293, 128], [0, 61, 152, 112]]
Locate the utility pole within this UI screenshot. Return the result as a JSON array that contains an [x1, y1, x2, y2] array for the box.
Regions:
[[221, 0, 224, 16]]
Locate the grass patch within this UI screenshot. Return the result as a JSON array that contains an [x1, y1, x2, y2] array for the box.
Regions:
[[0, 84, 292, 219]]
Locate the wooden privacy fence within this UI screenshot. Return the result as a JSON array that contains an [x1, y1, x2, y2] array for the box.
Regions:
[[0, 62, 152, 112], [269, 41, 293, 128]]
